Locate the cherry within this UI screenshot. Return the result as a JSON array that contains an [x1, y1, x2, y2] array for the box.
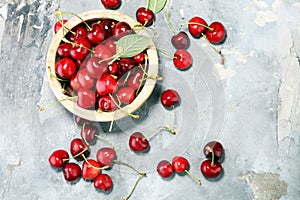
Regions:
[[69, 38, 92, 61], [77, 68, 95, 89], [82, 159, 101, 180], [160, 89, 180, 108], [133, 52, 145, 64], [203, 141, 224, 161], [54, 19, 68, 34], [57, 43, 72, 57], [69, 26, 87, 41], [171, 31, 190, 50], [101, 0, 121, 9], [96, 75, 118, 96], [200, 160, 222, 179], [74, 115, 94, 126], [55, 57, 77, 79], [136, 7, 155, 27], [172, 156, 189, 173], [97, 95, 118, 112], [70, 75, 81, 91], [100, 19, 116, 38], [205, 22, 226, 44], [87, 23, 107, 45], [188, 16, 208, 38], [112, 21, 132, 39], [119, 58, 135, 73], [157, 160, 174, 178], [117, 87, 135, 105], [127, 68, 144, 90], [94, 44, 113, 61], [129, 132, 149, 153], [104, 39, 117, 54], [80, 124, 98, 144], [77, 88, 96, 109], [48, 149, 69, 168], [94, 174, 113, 192], [108, 61, 119, 75], [86, 57, 109, 78], [63, 163, 81, 182], [96, 147, 116, 167], [70, 138, 89, 160], [173, 49, 193, 70]]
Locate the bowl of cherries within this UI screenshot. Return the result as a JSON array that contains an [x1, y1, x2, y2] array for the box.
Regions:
[[46, 10, 158, 122]]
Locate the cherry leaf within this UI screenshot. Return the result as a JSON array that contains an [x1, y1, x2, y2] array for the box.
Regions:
[[148, 0, 167, 13], [115, 34, 151, 58]]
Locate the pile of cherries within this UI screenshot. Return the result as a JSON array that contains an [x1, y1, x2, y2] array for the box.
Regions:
[[54, 17, 149, 111]]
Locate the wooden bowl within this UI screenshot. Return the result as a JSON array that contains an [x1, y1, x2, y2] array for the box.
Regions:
[[46, 10, 158, 122]]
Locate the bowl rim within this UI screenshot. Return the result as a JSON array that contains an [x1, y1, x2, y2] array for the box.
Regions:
[[46, 10, 158, 122]]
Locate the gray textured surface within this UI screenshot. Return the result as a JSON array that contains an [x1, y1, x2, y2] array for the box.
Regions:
[[1, 0, 300, 199]]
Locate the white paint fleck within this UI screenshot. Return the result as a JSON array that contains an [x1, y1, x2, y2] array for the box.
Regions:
[[179, 8, 184, 18], [253, 0, 268, 9], [272, 0, 282, 11], [0, 4, 7, 47], [254, 10, 278, 27], [214, 63, 237, 80], [17, 14, 24, 42], [293, 2, 300, 8]]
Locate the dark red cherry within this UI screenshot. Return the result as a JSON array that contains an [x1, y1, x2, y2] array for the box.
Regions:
[[55, 57, 77, 79], [86, 57, 109, 78], [205, 22, 226, 44], [104, 39, 116, 54], [136, 7, 155, 27], [94, 174, 113, 192], [87, 23, 107, 45], [203, 141, 224, 161], [101, 0, 121, 9], [77, 88, 96, 109], [69, 26, 87, 41], [200, 160, 222, 179], [160, 89, 180, 108], [133, 52, 145, 64], [96, 147, 116, 167], [127, 68, 144, 90], [70, 138, 89, 160], [112, 21, 132, 39], [96, 75, 118, 96], [157, 160, 174, 178], [57, 43, 72, 57], [119, 58, 135, 73], [171, 31, 190, 49], [97, 95, 118, 112], [69, 38, 91, 61], [94, 44, 113, 61], [80, 124, 98, 144], [54, 19, 68, 33], [172, 156, 189, 173], [74, 115, 94, 126], [77, 68, 95, 89], [108, 61, 119, 75], [100, 19, 116, 38], [188, 16, 208, 38], [173, 49, 193, 70], [63, 163, 81, 182], [129, 132, 149, 153], [82, 159, 101, 180], [117, 87, 135, 105], [48, 149, 69, 168]]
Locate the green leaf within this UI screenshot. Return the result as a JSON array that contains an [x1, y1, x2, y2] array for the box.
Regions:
[[148, 0, 167, 13], [115, 34, 151, 58]]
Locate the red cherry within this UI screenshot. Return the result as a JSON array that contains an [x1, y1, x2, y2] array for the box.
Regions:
[[171, 31, 190, 50], [173, 49, 192, 70], [129, 132, 149, 153], [54, 20, 68, 34], [94, 44, 113, 61], [172, 156, 189, 173], [157, 160, 174, 178], [96, 147, 116, 167], [86, 57, 109, 78], [160, 89, 180, 108], [70, 138, 89, 160], [188, 16, 208, 38], [63, 163, 81, 182], [74, 115, 94, 126], [82, 159, 101, 180], [69, 38, 91, 61], [57, 43, 72, 57], [100, 19, 116, 38], [101, 0, 121, 9], [55, 57, 77, 79], [203, 141, 224, 161], [70, 75, 81, 91], [97, 95, 118, 112], [80, 124, 98, 144], [69, 26, 87, 41], [96, 75, 118, 96], [112, 21, 132, 39], [136, 7, 155, 27], [87, 23, 107, 45], [94, 174, 113, 192], [205, 22, 226, 44], [127, 68, 144, 90], [48, 149, 69, 168], [104, 39, 117, 54], [133, 52, 146, 64], [108, 61, 119, 75], [77, 68, 95, 89], [200, 160, 223, 179], [77, 88, 96, 109], [117, 87, 135, 105], [119, 58, 135, 73]]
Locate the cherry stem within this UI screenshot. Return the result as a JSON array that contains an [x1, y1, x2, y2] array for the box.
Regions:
[[47, 66, 69, 82], [55, 10, 75, 35], [145, 125, 176, 141], [124, 174, 145, 200], [39, 96, 78, 111], [200, 33, 223, 55], [180, 22, 213, 31], [108, 113, 115, 133], [62, 37, 95, 53], [184, 170, 202, 186], [108, 94, 140, 119], [206, 146, 215, 167], [164, 7, 177, 35], [57, 10, 92, 31], [113, 160, 146, 176], [156, 47, 176, 59], [82, 154, 110, 170], [62, 147, 88, 162], [94, 135, 115, 149]]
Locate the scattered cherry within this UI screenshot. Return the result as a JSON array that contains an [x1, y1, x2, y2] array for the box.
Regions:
[[48, 149, 69, 168], [80, 124, 98, 144], [129, 132, 149, 153], [63, 163, 81, 182], [136, 7, 155, 27], [82, 159, 101, 180], [70, 138, 89, 160], [205, 22, 226, 44], [157, 160, 174, 179], [171, 31, 190, 50], [200, 160, 222, 179], [96, 147, 116, 167], [94, 174, 113, 192], [101, 0, 121, 9], [160, 89, 180, 108], [173, 49, 193, 70], [188, 16, 208, 38], [203, 141, 224, 161]]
